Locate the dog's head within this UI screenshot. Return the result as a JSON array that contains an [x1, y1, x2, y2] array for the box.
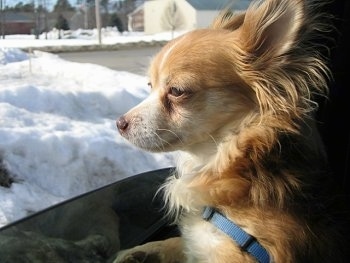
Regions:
[[117, 0, 328, 153], [117, 28, 256, 153]]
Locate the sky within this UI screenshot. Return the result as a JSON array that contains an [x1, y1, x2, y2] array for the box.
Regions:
[[0, 29, 180, 228]]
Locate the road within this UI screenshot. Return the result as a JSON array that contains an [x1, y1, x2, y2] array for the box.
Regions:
[[58, 46, 163, 76]]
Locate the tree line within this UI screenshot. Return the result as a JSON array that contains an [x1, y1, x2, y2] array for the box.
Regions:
[[1, 0, 144, 33]]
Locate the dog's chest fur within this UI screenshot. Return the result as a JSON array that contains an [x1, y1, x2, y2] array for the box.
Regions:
[[163, 155, 257, 263], [165, 184, 259, 263]]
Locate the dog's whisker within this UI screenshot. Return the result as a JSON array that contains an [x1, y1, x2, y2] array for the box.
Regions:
[[152, 131, 173, 150], [207, 133, 219, 148], [156, 128, 184, 145]]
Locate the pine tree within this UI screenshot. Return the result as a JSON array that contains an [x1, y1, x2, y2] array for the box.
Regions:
[[55, 14, 69, 39], [55, 14, 69, 30], [53, 0, 75, 13], [109, 13, 124, 32]]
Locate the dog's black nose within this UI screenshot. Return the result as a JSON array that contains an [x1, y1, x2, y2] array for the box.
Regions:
[[117, 116, 129, 132]]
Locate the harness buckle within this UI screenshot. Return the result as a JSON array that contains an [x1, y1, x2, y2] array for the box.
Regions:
[[241, 235, 256, 251], [202, 206, 215, 221]]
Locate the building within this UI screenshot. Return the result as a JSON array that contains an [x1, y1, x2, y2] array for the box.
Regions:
[[139, 0, 252, 34], [128, 3, 144, 32], [0, 12, 35, 35]]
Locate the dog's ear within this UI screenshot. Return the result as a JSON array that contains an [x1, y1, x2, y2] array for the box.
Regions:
[[211, 10, 246, 31], [238, 0, 305, 63]]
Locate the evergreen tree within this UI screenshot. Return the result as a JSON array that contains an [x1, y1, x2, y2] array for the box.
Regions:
[[112, 0, 138, 32], [55, 14, 70, 30], [109, 13, 124, 32], [53, 0, 75, 13], [6, 2, 35, 12], [55, 14, 69, 39]]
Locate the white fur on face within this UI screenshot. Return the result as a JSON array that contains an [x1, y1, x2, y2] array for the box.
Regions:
[[118, 91, 176, 152]]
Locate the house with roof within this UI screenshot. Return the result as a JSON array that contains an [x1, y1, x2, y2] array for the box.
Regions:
[[138, 0, 252, 35], [0, 12, 35, 35], [128, 3, 145, 32]]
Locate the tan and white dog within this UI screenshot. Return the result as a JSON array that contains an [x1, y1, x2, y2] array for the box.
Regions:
[[115, 0, 348, 262]]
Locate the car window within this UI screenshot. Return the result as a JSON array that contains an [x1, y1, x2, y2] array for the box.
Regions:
[[0, 168, 175, 262]]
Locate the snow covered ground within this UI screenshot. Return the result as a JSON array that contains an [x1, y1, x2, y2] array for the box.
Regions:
[[0, 30, 180, 227], [0, 28, 181, 49]]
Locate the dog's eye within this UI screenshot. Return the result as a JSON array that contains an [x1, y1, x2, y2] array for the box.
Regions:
[[147, 82, 153, 89], [169, 87, 184, 97]]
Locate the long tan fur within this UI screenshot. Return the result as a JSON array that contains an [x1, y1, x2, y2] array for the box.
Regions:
[[115, 0, 347, 262]]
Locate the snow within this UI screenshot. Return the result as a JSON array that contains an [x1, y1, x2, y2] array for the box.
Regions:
[[0, 28, 180, 49], [0, 30, 181, 228]]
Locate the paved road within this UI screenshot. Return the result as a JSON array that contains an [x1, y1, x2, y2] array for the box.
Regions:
[[58, 46, 162, 76]]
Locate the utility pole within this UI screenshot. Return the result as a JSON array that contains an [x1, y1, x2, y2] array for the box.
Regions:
[[83, 0, 88, 29], [0, 0, 5, 39], [95, 0, 101, 44], [33, 0, 39, 39], [43, 0, 48, 39]]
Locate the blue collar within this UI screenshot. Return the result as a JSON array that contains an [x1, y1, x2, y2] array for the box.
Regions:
[[202, 206, 271, 263]]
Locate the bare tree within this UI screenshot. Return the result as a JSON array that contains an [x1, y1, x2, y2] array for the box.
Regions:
[[161, 1, 184, 39]]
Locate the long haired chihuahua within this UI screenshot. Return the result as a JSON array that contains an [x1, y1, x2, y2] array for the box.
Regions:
[[115, 0, 348, 262]]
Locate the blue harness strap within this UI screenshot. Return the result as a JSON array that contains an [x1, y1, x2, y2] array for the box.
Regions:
[[202, 206, 271, 263]]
